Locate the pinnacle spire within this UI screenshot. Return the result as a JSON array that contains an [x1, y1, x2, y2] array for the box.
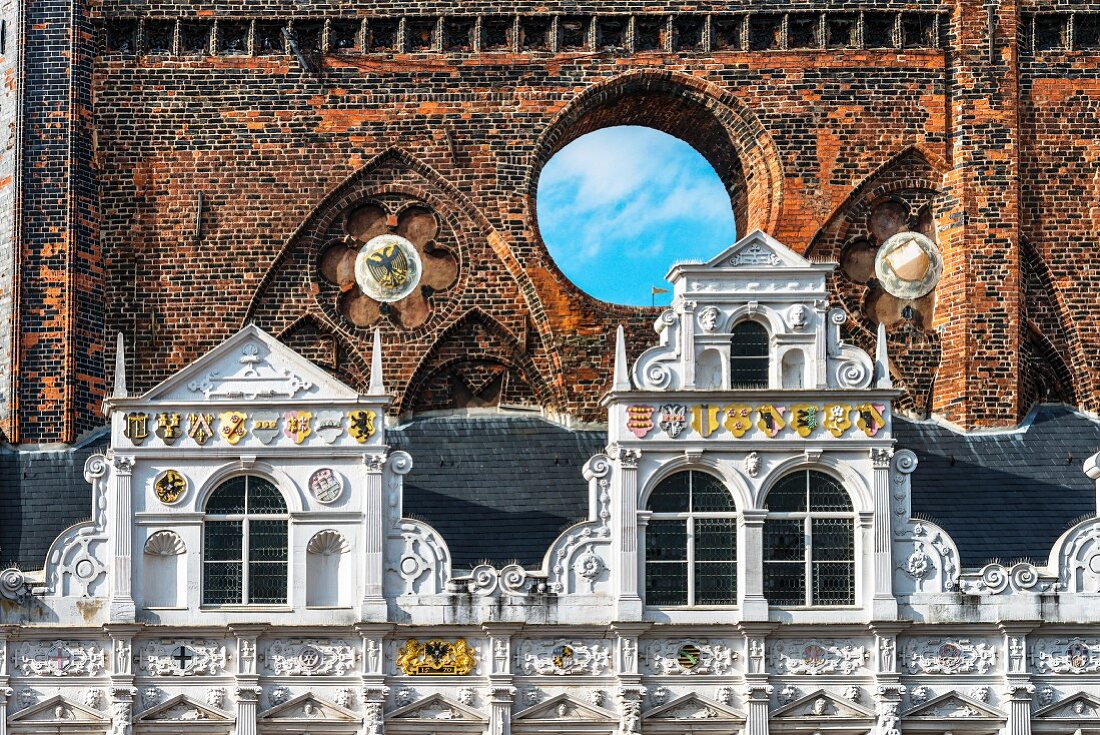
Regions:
[[613, 325, 631, 391], [369, 329, 385, 394], [875, 322, 893, 389], [113, 332, 128, 398]]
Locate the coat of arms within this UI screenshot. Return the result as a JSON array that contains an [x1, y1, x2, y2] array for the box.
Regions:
[[822, 404, 852, 438], [187, 413, 216, 446], [315, 412, 345, 444], [154, 469, 188, 504], [124, 412, 149, 445], [756, 405, 786, 438], [396, 639, 476, 676], [348, 409, 377, 443], [251, 411, 280, 445], [219, 411, 248, 445], [283, 410, 313, 444], [155, 412, 181, 445], [791, 404, 818, 438], [691, 404, 722, 438], [626, 405, 654, 439], [855, 403, 886, 437], [724, 404, 753, 437], [658, 404, 688, 438]]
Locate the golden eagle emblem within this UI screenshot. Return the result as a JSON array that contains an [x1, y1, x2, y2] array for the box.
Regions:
[[366, 242, 410, 290]]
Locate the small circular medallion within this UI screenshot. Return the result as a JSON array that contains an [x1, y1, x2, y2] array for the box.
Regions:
[[937, 642, 963, 670], [154, 470, 188, 505], [677, 644, 702, 670], [298, 645, 323, 671], [309, 468, 344, 504], [874, 231, 943, 299], [354, 234, 423, 303], [1068, 642, 1090, 672]]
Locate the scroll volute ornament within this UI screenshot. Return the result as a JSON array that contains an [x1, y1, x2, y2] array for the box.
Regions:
[[319, 202, 459, 330]]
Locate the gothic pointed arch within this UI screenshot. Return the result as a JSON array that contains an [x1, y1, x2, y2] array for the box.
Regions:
[[1021, 236, 1082, 409], [244, 147, 565, 413], [807, 145, 949, 416], [400, 308, 557, 415]]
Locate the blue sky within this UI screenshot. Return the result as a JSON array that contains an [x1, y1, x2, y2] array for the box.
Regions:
[[537, 125, 736, 306]]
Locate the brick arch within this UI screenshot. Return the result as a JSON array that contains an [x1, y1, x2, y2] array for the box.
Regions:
[[274, 313, 371, 392], [1020, 236, 1084, 410], [399, 308, 559, 415], [526, 69, 783, 267]]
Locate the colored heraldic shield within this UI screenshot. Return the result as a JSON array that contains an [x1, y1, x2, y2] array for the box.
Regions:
[[396, 639, 476, 676], [355, 234, 423, 303]]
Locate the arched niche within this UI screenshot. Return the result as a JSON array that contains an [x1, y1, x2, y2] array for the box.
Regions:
[[306, 529, 352, 607], [142, 530, 186, 608]]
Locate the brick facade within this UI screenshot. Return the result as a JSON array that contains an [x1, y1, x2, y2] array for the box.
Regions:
[[1, 0, 1096, 442]]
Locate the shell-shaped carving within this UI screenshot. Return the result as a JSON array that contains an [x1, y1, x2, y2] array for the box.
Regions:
[[307, 529, 351, 556], [143, 530, 186, 556]]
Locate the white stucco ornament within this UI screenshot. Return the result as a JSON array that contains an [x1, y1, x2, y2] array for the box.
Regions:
[[355, 234, 423, 303], [874, 231, 943, 299]]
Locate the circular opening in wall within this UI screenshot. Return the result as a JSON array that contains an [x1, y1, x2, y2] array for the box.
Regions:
[[536, 126, 736, 307]]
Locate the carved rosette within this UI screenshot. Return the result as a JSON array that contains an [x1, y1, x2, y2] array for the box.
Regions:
[[264, 640, 359, 676], [902, 639, 997, 675]]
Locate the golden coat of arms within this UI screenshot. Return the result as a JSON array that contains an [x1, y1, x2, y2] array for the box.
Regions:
[[395, 639, 476, 676]]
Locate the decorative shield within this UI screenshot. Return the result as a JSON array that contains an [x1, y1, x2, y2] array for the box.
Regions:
[[315, 411, 345, 444], [251, 411, 281, 445], [354, 234, 423, 303], [677, 644, 701, 670], [626, 405, 654, 439], [309, 468, 344, 504], [724, 404, 753, 438], [154, 470, 188, 505], [283, 410, 313, 444], [124, 412, 150, 446], [552, 645, 576, 672], [690, 404, 722, 438], [187, 413, 216, 446], [855, 403, 886, 437], [218, 411, 248, 445], [348, 409, 377, 443], [822, 404, 852, 438], [154, 412, 182, 445], [658, 404, 688, 438], [756, 405, 787, 438], [791, 404, 819, 438]]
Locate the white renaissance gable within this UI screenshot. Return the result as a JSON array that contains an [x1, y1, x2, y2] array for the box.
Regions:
[[903, 692, 1006, 721], [772, 690, 876, 721], [1035, 692, 1100, 719], [386, 694, 486, 722], [9, 695, 107, 732], [135, 324, 363, 403], [258, 693, 359, 723], [137, 694, 234, 723], [703, 229, 816, 270], [514, 693, 617, 722], [643, 692, 745, 723]]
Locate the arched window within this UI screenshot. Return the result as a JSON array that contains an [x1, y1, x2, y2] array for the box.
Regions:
[[202, 476, 288, 606], [645, 471, 737, 606], [763, 470, 855, 606], [730, 321, 769, 388]]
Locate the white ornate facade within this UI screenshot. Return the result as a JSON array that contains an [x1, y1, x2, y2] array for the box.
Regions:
[[0, 231, 1098, 735]]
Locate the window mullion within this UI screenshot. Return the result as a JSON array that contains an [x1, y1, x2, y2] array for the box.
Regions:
[[242, 516, 250, 605], [804, 515, 813, 606], [687, 516, 696, 607]]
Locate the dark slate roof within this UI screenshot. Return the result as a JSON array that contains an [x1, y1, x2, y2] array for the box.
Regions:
[[897, 403, 1100, 568], [0, 432, 108, 569], [389, 415, 606, 570]]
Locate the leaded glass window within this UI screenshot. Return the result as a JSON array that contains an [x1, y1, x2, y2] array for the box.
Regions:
[[203, 476, 289, 605], [645, 471, 738, 606], [730, 321, 770, 389], [763, 470, 855, 606]]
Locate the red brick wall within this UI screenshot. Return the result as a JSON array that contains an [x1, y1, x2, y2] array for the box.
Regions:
[[5, 3, 1098, 440]]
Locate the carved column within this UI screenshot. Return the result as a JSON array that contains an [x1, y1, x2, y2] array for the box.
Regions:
[[1001, 623, 1038, 735], [613, 446, 642, 619], [361, 451, 390, 621], [871, 622, 906, 735], [740, 509, 768, 620], [109, 453, 136, 622], [870, 447, 897, 620], [0, 687, 10, 735], [484, 623, 522, 735], [109, 685, 136, 735], [0, 627, 9, 735], [739, 623, 775, 735], [231, 624, 264, 735], [106, 624, 138, 735], [358, 622, 390, 734]]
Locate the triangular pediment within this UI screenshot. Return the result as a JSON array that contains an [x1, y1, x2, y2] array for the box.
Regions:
[[258, 693, 358, 722], [704, 230, 816, 270], [643, 693, 745, 722], [9, 695, 107, 723], [137, 694, 233, 723], [772, 690, 875, 720], [514, 694, 617, 722], [386, 694, 486, 722], [904, 692, 1006, 720], [1035, 692, 1100, 719], [133, 325, 363, 403]]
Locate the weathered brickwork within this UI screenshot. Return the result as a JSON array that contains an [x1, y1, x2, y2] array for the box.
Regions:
[[4, 0, 1100, 441]]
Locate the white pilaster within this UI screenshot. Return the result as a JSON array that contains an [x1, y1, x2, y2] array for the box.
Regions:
[[871, 447, 897, 620], [361, 451, 389, 620], [109, 454, 136, 622], [740, 509, 768, 620], [613, 446, 642, 619]]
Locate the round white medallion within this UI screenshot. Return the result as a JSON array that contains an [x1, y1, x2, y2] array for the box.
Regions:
[[874, 231, 943, 299], [354, 234, 423, 303], [309, 468, 344, 504]]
